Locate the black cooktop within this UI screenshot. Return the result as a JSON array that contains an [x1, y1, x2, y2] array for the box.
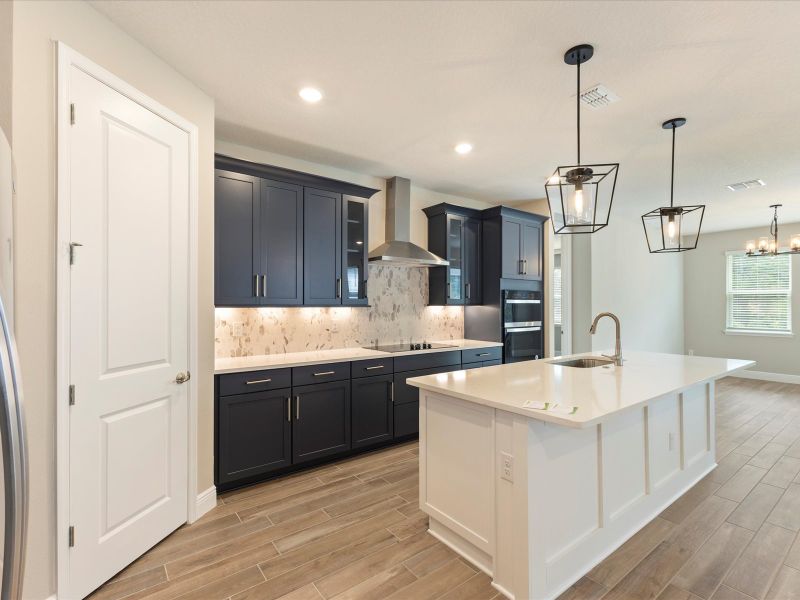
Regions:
[[366, 342, 458, 353]]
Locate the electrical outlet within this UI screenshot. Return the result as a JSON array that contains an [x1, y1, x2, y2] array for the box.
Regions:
[[501, 452, 514, 482]]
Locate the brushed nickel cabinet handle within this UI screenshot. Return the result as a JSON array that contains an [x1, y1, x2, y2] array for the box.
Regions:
[[519, 259, 523, 275], [245, 378, 271, 385], [286, 397, 291, 422], [477, 353, 491, 357], [254, 274, 260, 297], [336, 277, 342, 299], [466, 282, 471, 299], [295, 396, 300, 420], [365, 365, 385, 371], [390, 381, 394, 403], [261, 274, 267, 297], [314, 371, 335, 376]]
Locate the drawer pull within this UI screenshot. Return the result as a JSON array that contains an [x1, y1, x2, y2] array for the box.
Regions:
[[365, 365, 385, 370], [477, 353, 491, 357], [313, 371, 336, 376], [245, 378, 272, 385]]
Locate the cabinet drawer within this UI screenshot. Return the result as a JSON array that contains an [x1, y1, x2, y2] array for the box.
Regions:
[[461, 346, 502, 364], [394, 364, 463, 405], [394, 350, 461, 373], [352, 357, 394, 379], [293, 362, 350, 386], [218, 368, 291, 396]]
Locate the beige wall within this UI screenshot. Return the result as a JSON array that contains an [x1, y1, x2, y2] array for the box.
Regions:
[[684, 223, 800, 376], [11, 1, 215, 597], [0, 0, 10, 143]]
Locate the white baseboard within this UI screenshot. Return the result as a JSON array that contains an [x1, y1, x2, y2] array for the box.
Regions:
[[193, 485, 217, 522], [731, 369, 800, 385]]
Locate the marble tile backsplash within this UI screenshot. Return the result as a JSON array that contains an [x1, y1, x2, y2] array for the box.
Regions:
[[215, 265, 464, 358]]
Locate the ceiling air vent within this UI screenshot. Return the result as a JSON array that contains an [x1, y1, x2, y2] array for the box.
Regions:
[[578, 84, 619, 109], [726, 179, 766, 191]]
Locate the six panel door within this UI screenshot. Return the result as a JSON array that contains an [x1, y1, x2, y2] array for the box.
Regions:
[[352, 374, 394, 449], [292, 380, 351, 463], [215, 170, 259, 305], [217, 389, 292, 484], [260, 178, 303, 305], [304, 187, 342, 305]]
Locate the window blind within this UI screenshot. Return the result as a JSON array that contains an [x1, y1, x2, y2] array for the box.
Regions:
[[726, 253, 791, 333], [553, 267, 562, 326]]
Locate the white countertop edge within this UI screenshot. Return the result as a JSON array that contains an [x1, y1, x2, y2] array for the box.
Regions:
[[408, 353, 756, 429], [214, 339, 504, 374]]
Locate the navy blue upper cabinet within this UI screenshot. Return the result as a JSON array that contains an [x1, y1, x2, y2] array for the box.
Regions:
[[424, 204, 482, 306], [260, 179, 303, 305], [482, 206, 548, 286], [342, 196, 369, 306], [215, 170, 260, 306], [304, 188, 342, 305]]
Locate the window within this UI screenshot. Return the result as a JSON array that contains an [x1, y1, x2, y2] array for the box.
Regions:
[[553, 253, 562, 326], [726, 252, 792, 334]]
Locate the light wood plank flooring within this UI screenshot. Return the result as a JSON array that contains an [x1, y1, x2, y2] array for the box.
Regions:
[[90, 377, 800, 600]]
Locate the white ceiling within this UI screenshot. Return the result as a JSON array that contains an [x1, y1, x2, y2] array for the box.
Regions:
[[91, 0, 800, 232]]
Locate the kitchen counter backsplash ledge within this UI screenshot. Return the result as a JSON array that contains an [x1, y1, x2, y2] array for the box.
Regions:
[[215, 264, 464, 358]]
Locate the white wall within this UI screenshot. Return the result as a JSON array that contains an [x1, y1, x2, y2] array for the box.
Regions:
[[590, 212, 685, 354], [11, 2, 216, 597], [684, 223, 800, 377], [0, 0, 11, 143]]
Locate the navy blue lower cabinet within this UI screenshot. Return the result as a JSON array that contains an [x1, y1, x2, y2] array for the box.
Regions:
[[292, 380, 351, 464], [351, 374, 394, 449], [216, 388, 292, 485]]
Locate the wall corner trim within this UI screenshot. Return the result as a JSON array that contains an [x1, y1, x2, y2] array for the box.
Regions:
[[731, 369, 800, 385], [193, 485, 217, 523]]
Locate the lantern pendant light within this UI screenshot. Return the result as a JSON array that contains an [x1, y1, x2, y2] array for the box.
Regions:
[[744, 204, 800, 256], [545, 44, 619, 234], [641, 118, 705, 253]]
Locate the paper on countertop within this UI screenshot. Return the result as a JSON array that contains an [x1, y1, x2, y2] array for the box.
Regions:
[[522, 400, 578, 415]]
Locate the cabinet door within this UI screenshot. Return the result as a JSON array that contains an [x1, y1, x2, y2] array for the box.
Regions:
[[215, 170, 259, 306], [521, 221, 542, 281], [217, 388, 291, 485], [463, 217, 482, 304], [351, 374, 393, 449], [446, 215, 464, 304], [501, 218, 523, 279], [260, 179, 303, 305], [304, 188, 342, 305], [394, 401, 419, 438], [342, 197, 369, 306], [292, 380, 351, 464]]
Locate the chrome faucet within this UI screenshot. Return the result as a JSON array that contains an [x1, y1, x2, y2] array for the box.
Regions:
[[589, 312, 623, 366]]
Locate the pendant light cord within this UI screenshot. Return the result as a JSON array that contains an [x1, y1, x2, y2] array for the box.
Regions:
[[670, 126, 676, 208], [576, 59, 581, 165]]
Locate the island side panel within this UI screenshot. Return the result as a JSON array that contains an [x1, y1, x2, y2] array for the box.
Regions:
[[526, 381, 717, 600]]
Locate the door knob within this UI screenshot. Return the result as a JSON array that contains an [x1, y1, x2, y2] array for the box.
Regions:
[[175, 371, 191, 384]]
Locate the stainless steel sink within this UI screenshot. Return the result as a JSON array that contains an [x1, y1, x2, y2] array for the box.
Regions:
[[548, 357, 615, 368]]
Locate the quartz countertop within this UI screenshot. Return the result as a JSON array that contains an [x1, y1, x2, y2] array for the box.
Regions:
[[407, 351, 754, 428], [214, 339, 504, 374]]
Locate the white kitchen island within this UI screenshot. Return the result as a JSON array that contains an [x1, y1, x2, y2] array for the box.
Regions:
[[406, 351, 753, 600]]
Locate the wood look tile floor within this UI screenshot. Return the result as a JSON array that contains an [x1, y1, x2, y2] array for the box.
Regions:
[[90, 377, 800, 600]]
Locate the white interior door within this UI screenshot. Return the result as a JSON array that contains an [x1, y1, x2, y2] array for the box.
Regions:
[[66, 65, 189, 599]]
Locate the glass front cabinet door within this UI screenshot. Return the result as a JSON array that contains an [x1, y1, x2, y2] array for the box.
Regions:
[[342, 197, 369, 305]]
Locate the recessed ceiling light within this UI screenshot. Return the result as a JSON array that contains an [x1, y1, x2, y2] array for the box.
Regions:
[[299, 87, 323, 103], [454, 142, 473, 155]]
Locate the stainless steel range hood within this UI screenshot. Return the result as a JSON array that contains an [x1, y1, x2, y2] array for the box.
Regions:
[[368, 177, 449, 267]]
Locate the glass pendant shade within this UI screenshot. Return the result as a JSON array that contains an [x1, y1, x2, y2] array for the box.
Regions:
[[546, 164, 618, 234], [642, 117, 705, 253], [744, 205, 800, 256], [642, 205, 704, 253], [544, 44, 618, 235]]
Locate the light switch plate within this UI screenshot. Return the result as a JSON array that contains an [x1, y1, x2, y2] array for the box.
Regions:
[[501, 452, 514, 482]]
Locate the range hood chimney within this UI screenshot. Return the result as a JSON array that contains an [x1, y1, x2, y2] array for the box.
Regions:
[[368, 177, 449, 267]]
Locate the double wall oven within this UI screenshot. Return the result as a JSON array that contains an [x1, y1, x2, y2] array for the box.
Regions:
[[502, 290, 542, 363]]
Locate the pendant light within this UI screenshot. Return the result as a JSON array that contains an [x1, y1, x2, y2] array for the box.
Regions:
[[641, 118, 705, 253], [744, 204, 800, 256], [545, 44, 619, 234]]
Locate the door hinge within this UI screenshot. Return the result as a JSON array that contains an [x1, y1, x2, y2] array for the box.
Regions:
[[70, 103, 76, 125], [69, 384, 75, 406], [68, 526, 75, 547], [69, 242, 83, 265]]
